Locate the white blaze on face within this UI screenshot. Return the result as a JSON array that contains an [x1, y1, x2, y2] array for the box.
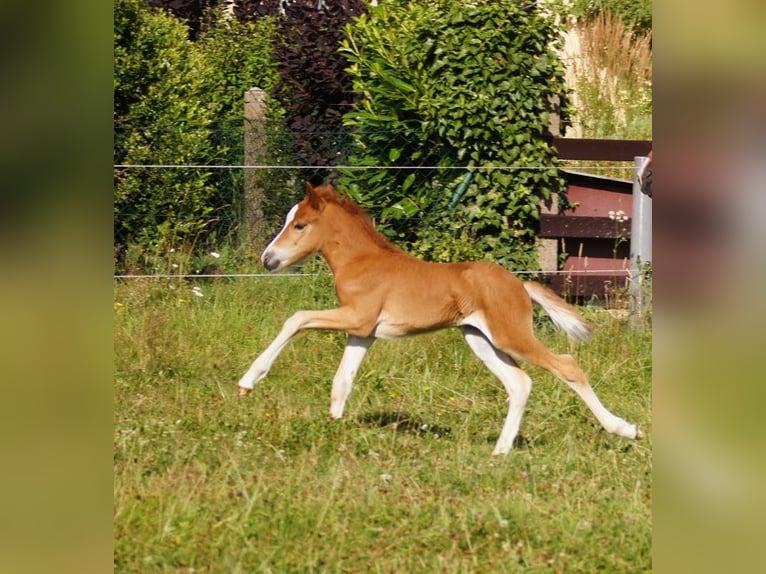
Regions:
[[261, 204, 299, 268]]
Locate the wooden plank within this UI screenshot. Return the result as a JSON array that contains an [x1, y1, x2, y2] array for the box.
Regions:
[[565, 171, 633, 195], [552, 138, 651, 161], [540, 214, 630, 239], [564, 185, 634, 217]]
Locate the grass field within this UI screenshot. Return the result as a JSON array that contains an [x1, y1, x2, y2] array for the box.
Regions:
[[114, 273, 651, 573]]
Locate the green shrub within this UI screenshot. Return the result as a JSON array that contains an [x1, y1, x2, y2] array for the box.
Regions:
[[339, 0, 570, 269], [114, 1, 283, 267], [196, 12, 290, 246], [114, 0, 225, 256]]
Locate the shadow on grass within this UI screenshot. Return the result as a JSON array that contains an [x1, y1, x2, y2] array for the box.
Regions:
[[356, 411, 452, 438], [358, 411, 535, 449]]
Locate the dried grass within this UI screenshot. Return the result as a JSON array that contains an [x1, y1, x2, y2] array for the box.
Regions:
[[579, 10, 652, 86], [567, 10, 653, 140]]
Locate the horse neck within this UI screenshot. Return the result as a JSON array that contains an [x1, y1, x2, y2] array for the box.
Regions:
[[319, 204, 396, 273]]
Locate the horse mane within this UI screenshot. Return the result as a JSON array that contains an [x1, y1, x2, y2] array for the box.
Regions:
[[313, 184, 402, 253]]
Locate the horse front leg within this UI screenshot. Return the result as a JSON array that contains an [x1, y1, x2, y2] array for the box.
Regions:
[[330, 335, 374, 418], [236, 313, 301, 395], [236, 308, 371, 396]]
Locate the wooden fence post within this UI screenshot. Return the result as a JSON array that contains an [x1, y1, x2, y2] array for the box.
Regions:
[[539, 95, 563, 278], [244, 87, 267, 247], [630, 155, 652, 326]]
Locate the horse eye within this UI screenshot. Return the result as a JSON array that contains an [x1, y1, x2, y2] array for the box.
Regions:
[[294, 222, 306, 231]]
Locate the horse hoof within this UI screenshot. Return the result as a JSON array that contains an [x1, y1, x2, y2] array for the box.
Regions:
[[236, 386, 251, 397], [635, 428, 644, 440]]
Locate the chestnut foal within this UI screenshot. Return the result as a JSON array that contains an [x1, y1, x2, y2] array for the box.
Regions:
[[237, 183, 641, 455]]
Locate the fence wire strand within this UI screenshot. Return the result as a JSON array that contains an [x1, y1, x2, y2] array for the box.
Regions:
[[114, 268, 634, 280], [114, 163, 630, 172]]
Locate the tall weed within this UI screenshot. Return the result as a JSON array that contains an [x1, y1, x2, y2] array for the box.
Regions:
[[570, 11, 652, 139]]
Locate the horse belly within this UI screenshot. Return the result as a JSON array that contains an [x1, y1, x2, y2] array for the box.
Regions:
[[372, 317, 410, 340], [369, 262, 467, 339], [373, 306, 456, 340]]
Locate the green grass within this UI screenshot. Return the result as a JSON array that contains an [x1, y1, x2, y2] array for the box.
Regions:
[[114, 275, 651, 573]]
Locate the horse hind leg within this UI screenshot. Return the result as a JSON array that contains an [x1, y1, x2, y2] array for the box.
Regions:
[[520, 341, 642, 440], [462, 327, 533, 456]]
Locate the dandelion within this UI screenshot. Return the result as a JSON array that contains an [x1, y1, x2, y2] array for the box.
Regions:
[[192, 286, 203, 298], [210, 251, 221, 259]]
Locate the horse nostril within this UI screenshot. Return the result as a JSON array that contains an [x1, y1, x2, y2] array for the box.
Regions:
[[262, 252, 280, 272]]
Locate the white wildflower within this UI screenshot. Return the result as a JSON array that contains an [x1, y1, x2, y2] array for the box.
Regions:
[[210, 251, 221, 259], [192, 286, 204, 298], [608, 210, 629, 223]]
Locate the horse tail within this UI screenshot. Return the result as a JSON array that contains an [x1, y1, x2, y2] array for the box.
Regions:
[[523, 281, 592, 342]]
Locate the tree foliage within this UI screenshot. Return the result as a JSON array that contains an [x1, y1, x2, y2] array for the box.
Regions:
[[231, 2, 367, 184], [148, 0, 222, 39], [274, 0, 366, 178], [340, 0, 571, 268]]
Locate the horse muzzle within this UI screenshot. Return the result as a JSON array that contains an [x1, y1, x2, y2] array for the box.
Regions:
[[261, 251, 281, 272]]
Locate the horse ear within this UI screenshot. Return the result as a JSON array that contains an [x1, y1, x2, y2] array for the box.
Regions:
[[305, 181, 325, 211]]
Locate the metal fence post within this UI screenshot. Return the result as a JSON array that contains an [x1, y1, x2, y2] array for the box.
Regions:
[[630, 156, 652, 326]]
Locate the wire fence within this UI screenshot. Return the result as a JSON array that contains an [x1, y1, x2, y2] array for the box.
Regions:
[[114, 119, 644, 281]]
